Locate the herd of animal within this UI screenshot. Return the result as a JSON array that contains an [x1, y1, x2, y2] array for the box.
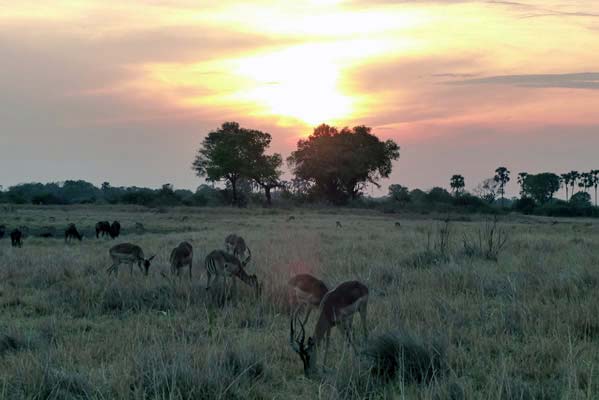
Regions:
[[2, 218, 371, 376], [0, 220, 122, 248]]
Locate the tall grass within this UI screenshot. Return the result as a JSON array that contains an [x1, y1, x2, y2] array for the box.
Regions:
[[0, 206, 598, 398]]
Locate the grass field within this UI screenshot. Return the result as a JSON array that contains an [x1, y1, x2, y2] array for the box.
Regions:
[[0, 205, 598, 399]]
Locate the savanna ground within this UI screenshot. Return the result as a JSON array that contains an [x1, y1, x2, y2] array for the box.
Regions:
[[0, 205, 598, 399]]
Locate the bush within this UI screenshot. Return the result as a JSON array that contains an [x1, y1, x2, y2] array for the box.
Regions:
[[512, 197, 536, 214], [365, 331, 447, 384]]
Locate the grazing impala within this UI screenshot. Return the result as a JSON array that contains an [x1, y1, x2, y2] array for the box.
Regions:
[[204, 249, 260, 301], [290, 281, 369, 376], [288, 274, 329, 325], [170, 241, 193, 280], [107, 243, 155, 276], [224, 234, 252, 265]]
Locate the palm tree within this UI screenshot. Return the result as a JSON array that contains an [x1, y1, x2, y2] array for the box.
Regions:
[[494, 167, 511, 204], [591, 170, 599, 207], [517, 172, 528, 196], [578, 172, 594, 195], [569, 171, 580, 196], [560, 173, 572, 201], [450, 174, 465, 196]]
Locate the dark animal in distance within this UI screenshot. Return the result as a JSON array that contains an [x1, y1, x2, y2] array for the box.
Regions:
[[110, 221, 121, 239], [395, 222, 401, 228], [10, 229, 23, 248], [107, 243, 155, 276], [336, 221, 342, 228], [39, 232, 54, 238], [290, 281, 369, 376], [288, 274, 329, 326], [65, 223, 83, 242], [287, 216, 296, 222], [95, 221, 111, 238], [170, 241, 193, 280], [0, 225, 5, 239]]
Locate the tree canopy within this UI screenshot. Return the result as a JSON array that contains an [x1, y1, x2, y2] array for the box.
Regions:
[[287, 124, 400, 204], [191, 122, 278, 206], [520, 172, 561, 204]]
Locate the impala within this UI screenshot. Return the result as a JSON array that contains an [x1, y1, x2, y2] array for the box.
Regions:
[[224, 234, 252, 265], [170, 241, 193, 280], [290, 280, 369, 376], [204, 249, 260, 301], [288, 274, 328, 325], [336, 221, 343, 228], [107, 243, 155, 276]]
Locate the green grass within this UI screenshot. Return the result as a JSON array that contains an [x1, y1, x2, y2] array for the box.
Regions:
[[0, 205, 598, 399]]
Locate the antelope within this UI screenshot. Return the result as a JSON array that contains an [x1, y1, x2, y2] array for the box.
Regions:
[[10, 229, 22, 248], [395, 222, 401, 228], [170, 241, 193, 280], [289, 281, 369, 376], [110, 221, 121, 239], [224, 234, 252, 266], [107, 243, 155, 276], [336, 221, 343, 228], [287, 216, 296, 222], [204, 250, 261, 301], [95, 221, 111, 238], [65, 223, 83, 242], [288, 274, 328, 325]]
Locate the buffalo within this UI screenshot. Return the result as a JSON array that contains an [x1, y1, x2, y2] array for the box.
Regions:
[[65, 223, 83, 242], [10, 229, 22, 247]]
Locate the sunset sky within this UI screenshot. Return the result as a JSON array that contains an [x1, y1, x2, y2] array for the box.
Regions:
[[1, 0, 598, 196]]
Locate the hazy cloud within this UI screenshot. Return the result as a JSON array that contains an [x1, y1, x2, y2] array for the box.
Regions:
[[448, 72, 599, 90]]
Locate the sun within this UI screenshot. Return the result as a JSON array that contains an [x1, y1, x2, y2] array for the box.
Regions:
[[231, 44, 354, 125]]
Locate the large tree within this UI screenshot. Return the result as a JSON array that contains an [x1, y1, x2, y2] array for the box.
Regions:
[[450, 175, 465, 196], [288, 124, 400, 204], [252, 153, 284, 206], [192, 122, 273, 206], [494, 167, 510, 203], [520, 172, 561, 204]]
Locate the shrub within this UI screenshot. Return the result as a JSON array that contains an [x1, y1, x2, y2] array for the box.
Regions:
[[365, 331, 447, 384]]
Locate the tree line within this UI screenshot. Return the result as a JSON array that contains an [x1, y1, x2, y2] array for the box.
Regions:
[[0, 121, 596, 217]]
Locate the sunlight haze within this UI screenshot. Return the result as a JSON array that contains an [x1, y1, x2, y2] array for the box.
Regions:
[[1, 0, 598, 195]]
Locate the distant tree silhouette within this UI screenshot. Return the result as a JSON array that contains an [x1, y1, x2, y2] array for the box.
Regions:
[[591, 169, 599, 206], [560, 172, 574, 201], [192, 122, 273, 206], [450, 175, 465, 196], [252, 153, 284, 206], [474, 178, 499, 203], [570, 191, 592, 208], [520, 173, 561, 204], [288, 124, 400, 204], [493, 167, 510, 203], [568, 171, 580, 196], [388, 184, 410, 203], [578, 172, 594, 194]]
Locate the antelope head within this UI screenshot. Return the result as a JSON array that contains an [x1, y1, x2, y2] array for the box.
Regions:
[[289, 309, 317, 376]]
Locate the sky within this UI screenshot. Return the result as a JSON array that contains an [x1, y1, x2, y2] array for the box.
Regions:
[[1, 0, 598, 197]]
